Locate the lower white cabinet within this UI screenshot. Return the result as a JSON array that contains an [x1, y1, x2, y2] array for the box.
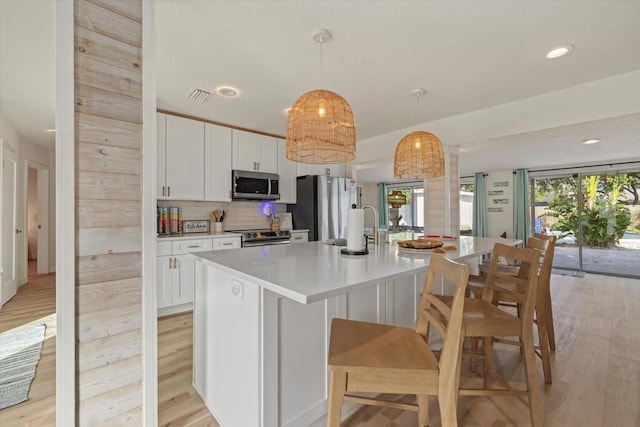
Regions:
[[290, 230, 308, 244], [157, 236, 241, 316]]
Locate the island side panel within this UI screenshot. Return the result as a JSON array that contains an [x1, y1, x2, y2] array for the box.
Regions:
[[194, 260, 261, 427]]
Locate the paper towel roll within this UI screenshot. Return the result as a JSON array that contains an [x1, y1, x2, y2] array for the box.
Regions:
[[346, 208, 365, 251]]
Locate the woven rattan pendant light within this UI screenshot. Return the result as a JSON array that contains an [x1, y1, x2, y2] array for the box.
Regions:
[[393, 89, 444, 179], [286, 29, 356, 164], [387, 190, 407, 208]]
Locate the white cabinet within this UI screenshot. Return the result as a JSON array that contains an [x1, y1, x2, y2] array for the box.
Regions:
[[290, 230, 308, 244], [297, 162, 346, 178], [157, 113, 205, 200], [233, 130, 278, 173], [205, 123, 232, 201], [157, 236, 241, 316], [277, 138, 297, 204]]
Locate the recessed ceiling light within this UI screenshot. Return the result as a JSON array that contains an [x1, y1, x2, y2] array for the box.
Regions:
[[546, 44, 574, 59], [45, 128, 56, 133], [217, 86, 239, 97], [582, 138, 600, 145]]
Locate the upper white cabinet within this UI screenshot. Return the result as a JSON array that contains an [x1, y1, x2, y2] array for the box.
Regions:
[[277, 138, 297, 204], [233, 130, 278, 174], [158, 113, 205, 200], [205, 123, 233, 201], [297, 162, 346, 178]]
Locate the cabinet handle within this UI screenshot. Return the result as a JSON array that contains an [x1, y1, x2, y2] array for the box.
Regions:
[[167, 186, 171, 197], [169, 257, 173, 269], [221, 242, 234, 246], [174, 257, 178, 268], [187, 245, 200, 248], [162, 186, 165, 197]]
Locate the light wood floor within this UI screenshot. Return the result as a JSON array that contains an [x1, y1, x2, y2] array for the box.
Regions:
[[1, 266, 638, 426]]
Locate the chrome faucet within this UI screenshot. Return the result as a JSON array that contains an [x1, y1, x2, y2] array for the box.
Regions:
[[362, 204, 379, 245]]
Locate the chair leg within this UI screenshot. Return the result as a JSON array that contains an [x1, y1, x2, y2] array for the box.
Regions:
[[545, 286, 556, 351], [535, 303, 553, 384], [327, 370, 347, 427], [417, 395, 429, 427], [483, 336, 492, 389], [522, 329, 543, 427]]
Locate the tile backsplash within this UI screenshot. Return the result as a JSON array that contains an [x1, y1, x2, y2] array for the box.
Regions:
[[157, 200, 287, 232]]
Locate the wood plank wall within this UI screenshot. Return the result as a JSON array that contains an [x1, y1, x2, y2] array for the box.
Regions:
[[424, 151, 460, 236], [74, 0, 144, 423]]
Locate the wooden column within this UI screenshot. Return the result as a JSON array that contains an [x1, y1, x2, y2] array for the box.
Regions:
[[74, 0, 144, 423], [423, 147, 460, 236]]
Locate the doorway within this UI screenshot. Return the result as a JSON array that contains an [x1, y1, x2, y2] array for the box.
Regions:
[[26, 162, 50, 275]]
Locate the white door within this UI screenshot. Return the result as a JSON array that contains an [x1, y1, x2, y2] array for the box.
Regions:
[[36, 169, 49, 274], [2, 147, 18, 305]]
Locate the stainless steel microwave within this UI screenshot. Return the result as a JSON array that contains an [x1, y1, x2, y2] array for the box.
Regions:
[[232, 170, 280, 201]]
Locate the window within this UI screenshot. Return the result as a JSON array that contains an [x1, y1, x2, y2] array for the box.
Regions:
[[460, 181, 474, 235], [387, 183, 423, 232]]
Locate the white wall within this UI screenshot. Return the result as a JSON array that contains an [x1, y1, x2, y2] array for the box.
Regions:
[[0, 113, 56, 283], [358, 183, 379, 229], [484, 170, 514, 238]]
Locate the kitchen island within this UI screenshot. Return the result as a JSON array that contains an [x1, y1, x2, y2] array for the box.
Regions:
[[192, 237, 519, 427]]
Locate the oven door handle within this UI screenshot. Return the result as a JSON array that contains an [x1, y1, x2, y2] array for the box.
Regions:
[[243, 240, 291, 247]]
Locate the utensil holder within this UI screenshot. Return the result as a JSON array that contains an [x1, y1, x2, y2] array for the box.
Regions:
[[213, 222, 224, 233]]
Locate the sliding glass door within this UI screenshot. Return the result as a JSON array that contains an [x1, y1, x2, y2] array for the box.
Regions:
[[532, 171, 639, 278]]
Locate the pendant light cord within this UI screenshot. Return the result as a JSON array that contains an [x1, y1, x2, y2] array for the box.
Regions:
[[319, 39, 324, 89]]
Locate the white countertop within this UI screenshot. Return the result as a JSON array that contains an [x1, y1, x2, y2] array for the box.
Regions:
[[193, 236, 519, 304]]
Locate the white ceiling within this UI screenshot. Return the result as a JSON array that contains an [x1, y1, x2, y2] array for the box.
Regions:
[[2, 1, 640, 183]]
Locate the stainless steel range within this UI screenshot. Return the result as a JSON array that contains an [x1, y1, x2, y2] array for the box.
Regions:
[[229, 229, 292, 247]]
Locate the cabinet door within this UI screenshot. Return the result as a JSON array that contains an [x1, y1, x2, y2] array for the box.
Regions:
[[277, 138, 297, 203], [258, 137, 278, 173], [290, 231, 308, 243], [157, 113, 167, 199], [233, 130, 278, 173], [173, 254, 195, 306], [157, 255, 173, 309], [205, 123, 232, 201], [232, 130, 260, 171], [166, 115, 205, 200], [298, 163, 346, 177]]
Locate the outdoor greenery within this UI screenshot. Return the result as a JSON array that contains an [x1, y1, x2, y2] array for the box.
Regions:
[[536, 173, 638, 248]]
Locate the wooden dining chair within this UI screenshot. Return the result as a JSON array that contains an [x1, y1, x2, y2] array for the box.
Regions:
[[327, 255, 470, 427], [452, 243, 543, 427], [468, 234, 556, 384]]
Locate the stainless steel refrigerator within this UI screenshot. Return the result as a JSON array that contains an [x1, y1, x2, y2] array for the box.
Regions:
[[287, 175, 356, 241]]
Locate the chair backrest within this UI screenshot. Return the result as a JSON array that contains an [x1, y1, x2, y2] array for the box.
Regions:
[[415, 254, 470, 392], [482, 243, 541, 325], [515, 236, 550, 281], [532, 233, 556, 288]]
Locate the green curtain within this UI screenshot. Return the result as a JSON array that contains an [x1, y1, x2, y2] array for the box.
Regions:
[[473, 173, 486, 237], [377, 183, 389, 228], [514, 169, 530, 246]]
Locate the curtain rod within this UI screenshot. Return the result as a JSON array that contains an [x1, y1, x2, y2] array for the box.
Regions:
[[462, 160, 640, 179]]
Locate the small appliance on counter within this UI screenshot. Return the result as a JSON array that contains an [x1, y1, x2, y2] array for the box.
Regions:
[[341, 204, 368, 255]]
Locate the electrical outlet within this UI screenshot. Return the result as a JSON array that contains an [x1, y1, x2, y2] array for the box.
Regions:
[[231, 280, 243, 299]]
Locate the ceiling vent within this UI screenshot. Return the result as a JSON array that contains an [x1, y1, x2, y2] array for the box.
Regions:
[[185, 88, 211, 102]]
